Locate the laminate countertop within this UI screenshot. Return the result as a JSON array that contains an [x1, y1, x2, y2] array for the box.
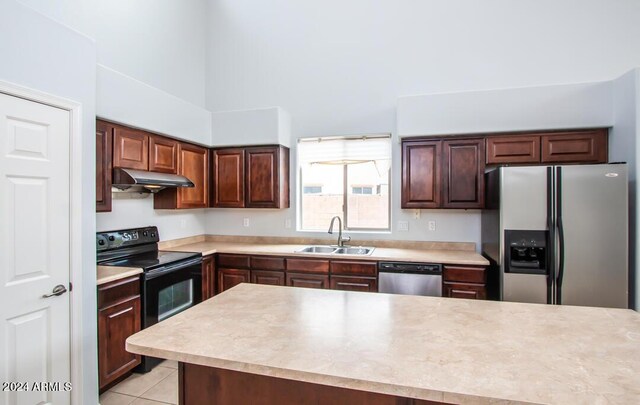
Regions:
[[161, 240, 490, 266], [127, 284, 640, 404], [96, 265, 143, 286]]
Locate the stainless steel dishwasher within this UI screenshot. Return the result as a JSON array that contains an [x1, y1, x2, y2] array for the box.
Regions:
[[378, 262, 442, 296]]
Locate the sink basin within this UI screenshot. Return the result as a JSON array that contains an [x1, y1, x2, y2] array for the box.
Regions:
[[295, 245, 375, 256], [334, 247, 375, 255], [297, 246, 338, 254]]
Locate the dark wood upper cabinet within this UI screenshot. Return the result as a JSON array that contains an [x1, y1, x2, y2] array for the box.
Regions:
[[401, 140, 441, 208], [212, 145, 290, 209], [486, 135, 540, 164], [212, 148, 245, 208], [149, 135, 178, 174], [154, 142, 209, 209], [113, 126, 149, 170], [245, 146, 290, 208], [442, 138, 485, 209], [96, 120, 113, 212], [541, 129, 607, 163]]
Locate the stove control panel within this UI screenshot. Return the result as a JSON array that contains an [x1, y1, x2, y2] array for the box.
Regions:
[[96, 226, 159, 251]]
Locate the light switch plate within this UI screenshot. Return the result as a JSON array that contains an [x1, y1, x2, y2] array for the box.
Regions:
[[414, 209, 421, 219], [398, 221, 409, 231]]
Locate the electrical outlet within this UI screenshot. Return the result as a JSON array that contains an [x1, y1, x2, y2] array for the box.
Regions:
[[243, 218, 250, 227], [414, 209, 421, 219], [428, 220, 436, 231], [285, 219, 292, 229], [398, 221, 409, 231]]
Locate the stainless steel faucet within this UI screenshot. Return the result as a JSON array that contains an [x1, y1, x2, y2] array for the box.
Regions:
[[328, 216, 351, 247]]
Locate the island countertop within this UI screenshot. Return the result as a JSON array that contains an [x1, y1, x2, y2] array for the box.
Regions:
[[126, 284, 640, 404]]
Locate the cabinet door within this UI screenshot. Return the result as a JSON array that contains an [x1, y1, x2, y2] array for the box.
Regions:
[[178, 143, 209, 208], [245, 146, 280, 208], [486, 135, 540, 164], [98, 295, 141, 389], [251, 270, 285, 286], [401, 140, 441, 208], [541, 130, 607, 163], [217, 268, 251, 293], [96, 120, 113, 212], [213, 149, 245, 207], [113, 126, 149, 170], [330, 276, 377, 292], [149, 135, 178, 174], [286, 273, 329, 289], [202, 255, 215, 300], [442, 138, 485, 209], [443, 282, 486, 300]]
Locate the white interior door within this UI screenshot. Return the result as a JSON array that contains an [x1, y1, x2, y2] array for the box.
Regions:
[[0, 92, 71, 405]]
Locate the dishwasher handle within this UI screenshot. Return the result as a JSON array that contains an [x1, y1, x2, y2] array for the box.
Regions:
[[378, 262, 442, 275]]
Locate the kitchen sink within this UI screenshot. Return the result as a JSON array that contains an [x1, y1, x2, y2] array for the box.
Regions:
[[296, 245, 375, 256], [334, 247, 374, 255], [297, 246, 338, 254]]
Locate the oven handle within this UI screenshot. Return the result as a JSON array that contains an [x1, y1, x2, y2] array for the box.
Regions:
[[144, 256, 203, 280]]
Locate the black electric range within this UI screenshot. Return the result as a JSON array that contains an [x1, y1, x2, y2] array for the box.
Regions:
[[97, 226, 203, 372]]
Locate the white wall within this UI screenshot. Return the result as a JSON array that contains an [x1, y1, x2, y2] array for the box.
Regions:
[[212, 107, 291, 147], [610, 69, 640, 309], [203, 0, 640, 248], [97, 65, 212, 146], [96, 196, 206, 242], [0, 1, 98, 402], [96, 0, 206, 107]]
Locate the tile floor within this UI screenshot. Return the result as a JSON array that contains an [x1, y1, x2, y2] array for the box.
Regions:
[[99, 360, 179, 405]]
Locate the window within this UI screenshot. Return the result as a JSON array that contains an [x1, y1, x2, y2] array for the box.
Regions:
[[303, 185, 323, 194], [298, 135, 391, 231]]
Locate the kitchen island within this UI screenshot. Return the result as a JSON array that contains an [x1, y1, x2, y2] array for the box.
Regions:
[[126, 284, 640, 404]]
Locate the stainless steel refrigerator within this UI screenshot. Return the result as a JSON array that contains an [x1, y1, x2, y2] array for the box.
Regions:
[[481, 163, 628, 308]]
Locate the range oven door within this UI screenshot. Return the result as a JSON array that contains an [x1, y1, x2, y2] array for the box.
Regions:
[[139, 257, 202, 372]]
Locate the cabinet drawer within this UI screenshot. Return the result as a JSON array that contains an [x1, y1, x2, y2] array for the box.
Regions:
[[98, 276, 140, 308], [541, 130, 607, 163], [486, 136, 540, 164], [443, 265, 486, 284], [443, 282, 486, 300], [330, 276, 377, 292], [330, 260, 377, 276], [286, 273, 329, 289], [217, 254, 250, 269], [251, 256, 285, 271], [251, 270, 285, 286], [286, 258, 330, 273]]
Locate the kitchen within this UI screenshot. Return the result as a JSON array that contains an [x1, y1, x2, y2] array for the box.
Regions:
[[1, 1, 640, 404]]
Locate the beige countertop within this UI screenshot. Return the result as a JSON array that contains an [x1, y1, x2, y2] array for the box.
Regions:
[[127, 284, 640, 404], [97, 265, 143, 285], [160, 239, 489, 266]]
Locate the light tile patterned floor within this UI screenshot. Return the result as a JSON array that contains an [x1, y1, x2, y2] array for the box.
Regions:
[[100, 360, 179, 405]]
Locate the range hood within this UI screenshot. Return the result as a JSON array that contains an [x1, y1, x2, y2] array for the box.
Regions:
[[112, 168, 195, 193]]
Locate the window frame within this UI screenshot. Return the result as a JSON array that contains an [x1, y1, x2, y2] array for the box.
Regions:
[[297, 135, 392, 232]]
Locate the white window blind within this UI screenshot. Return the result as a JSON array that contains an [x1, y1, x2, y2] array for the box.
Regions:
[[298, 134, 391, 175]]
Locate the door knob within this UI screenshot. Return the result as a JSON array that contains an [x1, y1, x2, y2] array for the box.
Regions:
[[42, 284, 67, 298]]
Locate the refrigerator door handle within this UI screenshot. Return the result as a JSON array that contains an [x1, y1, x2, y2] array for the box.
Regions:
[[556, 167, 565, 305], [546, 167, 555, 304]]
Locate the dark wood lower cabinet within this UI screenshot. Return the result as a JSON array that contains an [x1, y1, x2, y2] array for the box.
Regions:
[[252, 270, 285, 286], [443, 282, 486, 299], [217, 268, 251, 293], [286, 273, 329, 289], [330, 276, 378, 292], [202, 255, 215, 300], [97, 276, 141, 391], [179, 363, 447, 405]]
